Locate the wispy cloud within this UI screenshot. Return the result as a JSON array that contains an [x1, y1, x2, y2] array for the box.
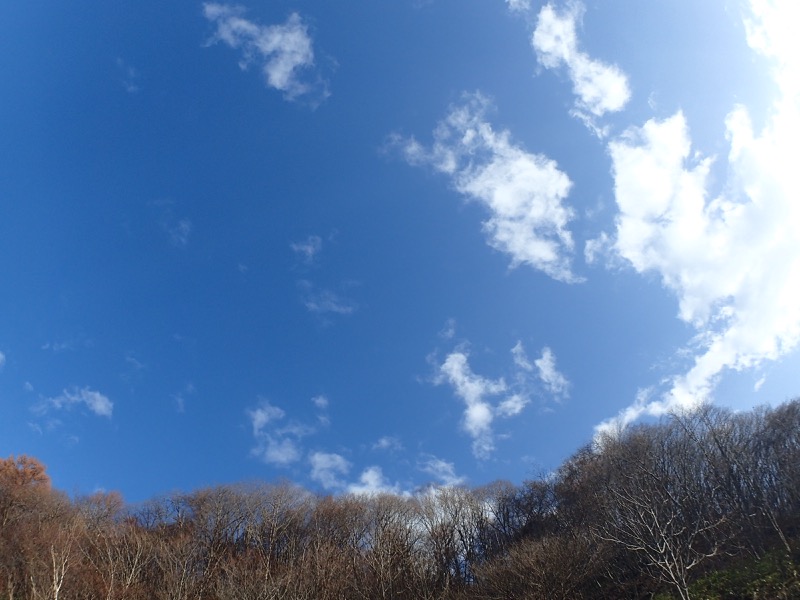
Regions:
[[534, 347, 570, 397], [312, 394, 330, 426], [438, 318, 457, 341], [512, 341, 569, 399], [203, 4, 329, 103], [532, 2, 630, 133], [394, 92, 580, 282], [151, 200, 192, 248], [418, 455, 466, 487], [309, 451, 351, 490], [247, 399, 308, 466], [298, 280, 357, 316], [115, 58, 139, 93], [373, 435, 404, 452], [506, 0, 532, 13], [172, 383, 195, 413], [0, 351, 5, 370], [166, 218, 192, 248], [594, 0, 800, 434], [49, 387, 113, 418], [291, 235, 323, 265]]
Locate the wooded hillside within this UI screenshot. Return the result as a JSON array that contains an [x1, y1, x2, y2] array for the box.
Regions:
[[3, 399, 799, 599]]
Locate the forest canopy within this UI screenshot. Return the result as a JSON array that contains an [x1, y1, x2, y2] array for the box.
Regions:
[[2, 398, 799, 600]]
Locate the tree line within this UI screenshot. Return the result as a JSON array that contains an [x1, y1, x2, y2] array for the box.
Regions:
[[2, 399, 799, 600]]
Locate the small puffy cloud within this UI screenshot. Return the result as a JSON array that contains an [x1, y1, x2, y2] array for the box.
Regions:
[[418, 455, 466, 487], [247, 400, 285, 436], [534, 347, 570, 397], [50, 387, 113, 418], [259, 437, 302, 466], [247, 399, 312, 466], [347, 466, 403, 496], [532, 3, 630, 130], [291, 235, 323, 265], [203, 4, 327, 102], [311, 394, 329, 409], [394, 92, 580, 283], [309, 451, 351, 490], [594, 2, 800, 432]]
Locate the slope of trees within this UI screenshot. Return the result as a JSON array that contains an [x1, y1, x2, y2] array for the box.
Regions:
[[2, 399, 799, 599]]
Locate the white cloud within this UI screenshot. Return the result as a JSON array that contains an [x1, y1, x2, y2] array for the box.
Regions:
[[258, 436, 302, 466], [395, 93, 580, 283], [418, 455, 466, 487], [595, 1, 800, 433], [373, 435, 404, 452], [439, 318, 457, 341], [309, 451, 351, 490], [50, 387, 113, 418], [506, 0, 532, 13], [532, 3, 630, 130], [203, 4, 326, 102], [291, 235, 322, 265], [347, 466, 403, 496], [437, 342, 540, 458], [172, 383, 195, 414], [298, 281, 357, 316], [311, 394, 329, 409], [497, 393, 527, 417], [0, 351, 5, 370], [165, 218, 192, 248], [534, 347, 569, 397], [511, 340, 533, 371], [247, 399, 314, 466], [438, 351, 506, 459], [115, 58, 139, 93], [247, 400, 285, 436]]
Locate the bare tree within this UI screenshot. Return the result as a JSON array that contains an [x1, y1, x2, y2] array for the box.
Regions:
[[594, 419, 735, 600]]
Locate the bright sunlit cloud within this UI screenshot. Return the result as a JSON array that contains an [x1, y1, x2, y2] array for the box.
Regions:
[[594, 0, 800, 434], [532, 2, 630, 133], [395, 92, 581, 282]]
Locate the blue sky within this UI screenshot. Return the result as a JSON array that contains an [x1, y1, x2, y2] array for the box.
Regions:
[[1, 0, 798, 502]]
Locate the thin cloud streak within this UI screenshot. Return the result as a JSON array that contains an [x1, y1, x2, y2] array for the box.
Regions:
[[49, 387, 113, 418]]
